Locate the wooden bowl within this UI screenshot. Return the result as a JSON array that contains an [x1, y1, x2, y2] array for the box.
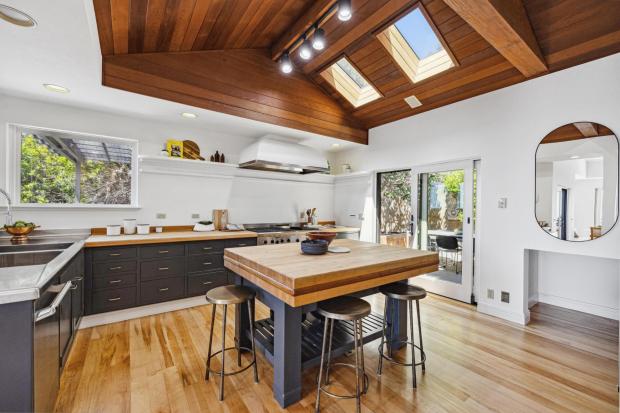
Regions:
[[306, 231, 337, 245], [4, 225, 37, 242]]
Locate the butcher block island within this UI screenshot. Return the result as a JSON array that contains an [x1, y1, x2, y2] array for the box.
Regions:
[[224, 239, 438, 407]]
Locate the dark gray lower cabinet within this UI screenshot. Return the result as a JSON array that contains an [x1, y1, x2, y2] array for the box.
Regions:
[[85, 237, 257, 315], [0, 249, 84, 413]]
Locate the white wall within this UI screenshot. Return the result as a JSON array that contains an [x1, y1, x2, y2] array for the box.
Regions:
[[528, 250, 619, 320], [0, 94, 336, 228], [333, 53, 620, 324]]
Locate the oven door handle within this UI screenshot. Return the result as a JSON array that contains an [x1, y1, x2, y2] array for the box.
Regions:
[[34, 281, 73, 323]]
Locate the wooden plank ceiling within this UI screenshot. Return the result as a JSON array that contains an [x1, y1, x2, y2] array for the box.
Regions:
[[93, 0, 620, 144]]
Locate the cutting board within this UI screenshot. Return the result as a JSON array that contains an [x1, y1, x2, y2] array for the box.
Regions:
[[182, 140, 205, 160]]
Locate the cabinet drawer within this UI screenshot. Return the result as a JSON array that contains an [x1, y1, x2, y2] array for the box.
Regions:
[[93, 273, 137, 290], [187, 254, 224, 273], [93, 260, 137, 276], [187, 270, 229, 297], [140, 243, 185, 259], [140, 277, 185, 305], [92, 247, 137, 262], [92, 287, 137, 313], [187, 240, 225, 255], [141, 258, 185, 281], [224, 238, 257, 248]]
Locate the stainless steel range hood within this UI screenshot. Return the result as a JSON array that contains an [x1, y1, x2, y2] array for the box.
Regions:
[[238, 136, 329, 174]]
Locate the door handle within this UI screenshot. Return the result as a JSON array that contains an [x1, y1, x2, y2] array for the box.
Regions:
[[202, 281, 213, 285], [158, 250, 169, 254], [109, 279, 123, 284], [109, 253, 121, 257], [108, 297, 121, 302], [203, 262, 213, 265], [34, 281, 73, 322], [158, 288, 169, 292], [158, 267, 169, 271], [70, 276, 83, 289], [109, 266, 123, 271], [202, 247, 213, 250]]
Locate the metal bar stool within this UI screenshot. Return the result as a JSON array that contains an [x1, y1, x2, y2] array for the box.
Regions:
[[377, 283, 427, 388], [205, 285, 259, 401], [315, 296, 371, 413]]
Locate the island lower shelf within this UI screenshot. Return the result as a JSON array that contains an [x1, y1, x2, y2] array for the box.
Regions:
[[250, 312, 385, 370]]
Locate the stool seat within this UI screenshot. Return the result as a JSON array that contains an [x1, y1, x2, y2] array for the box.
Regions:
[[206, 285, 255, 305], [378, 284, 426, 301], [317, 296, 371, 321]]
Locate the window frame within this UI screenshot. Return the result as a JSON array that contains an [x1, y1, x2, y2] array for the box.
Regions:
[[374, 3, 458, 85], [319, 55, 383, 108], [7, 123, 140, 209]]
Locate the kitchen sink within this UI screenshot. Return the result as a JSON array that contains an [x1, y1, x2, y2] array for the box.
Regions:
[[0, 249, 64, 268]]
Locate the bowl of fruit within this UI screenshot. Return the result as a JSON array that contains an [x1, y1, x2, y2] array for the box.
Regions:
[[3, 221, 38, 242]]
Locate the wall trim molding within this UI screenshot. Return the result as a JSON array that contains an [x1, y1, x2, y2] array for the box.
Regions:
[[79, 296, 206, 328], [537, 292, 619, 320], [477, 302, 529, 325]]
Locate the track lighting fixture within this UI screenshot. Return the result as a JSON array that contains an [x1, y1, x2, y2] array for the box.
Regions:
[[298, 37, 313, 60], [338, 0, 352, 21], [312, 27, 326, 50], [279, 53, 293, 74]]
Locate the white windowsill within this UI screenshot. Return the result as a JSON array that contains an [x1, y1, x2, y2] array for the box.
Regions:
[[11, 204, 142, 210]]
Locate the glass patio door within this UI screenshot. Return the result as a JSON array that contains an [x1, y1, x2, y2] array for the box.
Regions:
[[410, 160, 475, 303]]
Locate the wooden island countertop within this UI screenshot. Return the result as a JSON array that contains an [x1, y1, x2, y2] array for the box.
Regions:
[[224, 239, 438, 307]]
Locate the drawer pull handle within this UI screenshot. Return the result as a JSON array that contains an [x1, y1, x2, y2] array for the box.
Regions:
[[158, 250, 169, 254], [203, 262, 213, 265], [158, 267, 169, 271], [159, 288, 169, 292], [202, 247, 212, 250], [108, 297, 121, 302], [109, 279, 122, 284], [109, 266, 123, 270], [109, 253, 121, 257], [237, 244, 248, 246], [202, 281, 213, 285]]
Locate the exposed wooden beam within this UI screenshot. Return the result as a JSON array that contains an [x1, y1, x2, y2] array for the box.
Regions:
[[103, 49, 368, 144], [573, 122, 598, 138], [271, 0, 338, 61], [442, 0, 547, 77]]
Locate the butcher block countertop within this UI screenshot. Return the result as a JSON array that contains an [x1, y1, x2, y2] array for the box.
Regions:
[[85, 230, 257, 247], [224, 239, 438, 307]]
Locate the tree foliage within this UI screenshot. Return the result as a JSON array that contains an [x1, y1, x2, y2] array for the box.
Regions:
[[20, 135, 131, 205], [379, 170, 411, 234]]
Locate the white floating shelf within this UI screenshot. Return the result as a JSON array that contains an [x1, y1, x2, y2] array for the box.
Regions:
[[138, 155, 336, 184]]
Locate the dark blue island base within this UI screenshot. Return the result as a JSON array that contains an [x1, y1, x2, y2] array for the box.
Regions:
[[233, 275, 408, 408]]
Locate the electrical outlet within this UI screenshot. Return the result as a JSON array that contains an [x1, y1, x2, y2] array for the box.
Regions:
[[501, 291, 510, 303], [156, 213, 166, 219], [498, 198, 508, 209], [487, 289, 495, 300], [191, 213, 200, 219]]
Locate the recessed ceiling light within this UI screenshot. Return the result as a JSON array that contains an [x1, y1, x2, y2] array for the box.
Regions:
[[181, 112, 197, 119], [570, 155, 579, 159], [43, 84, 69, 93], [0, 5, 36, 27]]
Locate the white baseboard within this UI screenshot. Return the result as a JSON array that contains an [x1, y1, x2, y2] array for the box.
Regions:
[[528, 293, 539, 309], [537, 293, 619, 320], [477, 302, 529, 325], [79, 296, 207, 328]]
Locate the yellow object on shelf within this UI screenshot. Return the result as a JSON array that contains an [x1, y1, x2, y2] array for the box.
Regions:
[[166, 140, 183, 158]]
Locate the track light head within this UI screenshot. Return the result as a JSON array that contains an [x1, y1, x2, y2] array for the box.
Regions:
[[279, 53, 293, 74], [337, 0, 352, 21], [312, 27, 326, 50], [298, 37, 313, 60]]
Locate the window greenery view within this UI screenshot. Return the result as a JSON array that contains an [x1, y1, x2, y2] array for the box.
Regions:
[[19, 133, 133, 205]]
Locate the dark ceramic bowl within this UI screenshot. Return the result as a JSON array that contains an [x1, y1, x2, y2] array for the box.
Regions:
[[306, 231, 337, 245], [300, 239, 328, 255]]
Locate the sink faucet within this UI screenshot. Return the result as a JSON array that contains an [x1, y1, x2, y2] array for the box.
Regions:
[[0, 189, 12, 226]]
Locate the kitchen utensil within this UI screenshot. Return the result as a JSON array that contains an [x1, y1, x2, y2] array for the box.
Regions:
[[182, 140, 205, 160], [213, 209, 228, 231], [123, 219, 136, 235], [300, 239, 328, 255], [194, 222, 214, 232], [328, 246, 351, 253], [106, 225, 121, 236], [306, 231, 337, 245], [137, 224, 150, 235]]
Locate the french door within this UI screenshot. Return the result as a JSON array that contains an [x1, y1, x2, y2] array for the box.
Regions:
[[409, 160, 476, 303]]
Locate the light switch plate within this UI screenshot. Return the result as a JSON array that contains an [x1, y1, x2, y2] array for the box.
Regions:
[[487, 289, 495, 300], [501, 291, 510, 303], [498, 198, 507, 209], [191, 213, 200, 219], [156, 213, 166, 219]]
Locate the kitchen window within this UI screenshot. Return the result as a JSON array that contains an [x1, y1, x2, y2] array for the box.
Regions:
[[8, 125, 139, 207]]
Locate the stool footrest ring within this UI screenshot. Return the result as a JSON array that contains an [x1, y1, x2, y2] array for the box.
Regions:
[[378, 340, 426, 368], [206, 346, 256, 377], [318, 362, 369, 399]]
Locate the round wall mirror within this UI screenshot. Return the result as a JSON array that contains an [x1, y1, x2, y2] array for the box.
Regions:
[[535, 122, 619, 241]]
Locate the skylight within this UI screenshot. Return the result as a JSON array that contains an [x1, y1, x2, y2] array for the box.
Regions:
[[320, 57, 381, 108], [378, 5, 456, 84]]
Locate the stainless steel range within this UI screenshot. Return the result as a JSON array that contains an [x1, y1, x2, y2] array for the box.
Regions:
[[243, 224, 309, 246]]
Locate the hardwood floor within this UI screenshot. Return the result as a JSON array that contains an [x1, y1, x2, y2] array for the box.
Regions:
[[55, 295, 618, 413]]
